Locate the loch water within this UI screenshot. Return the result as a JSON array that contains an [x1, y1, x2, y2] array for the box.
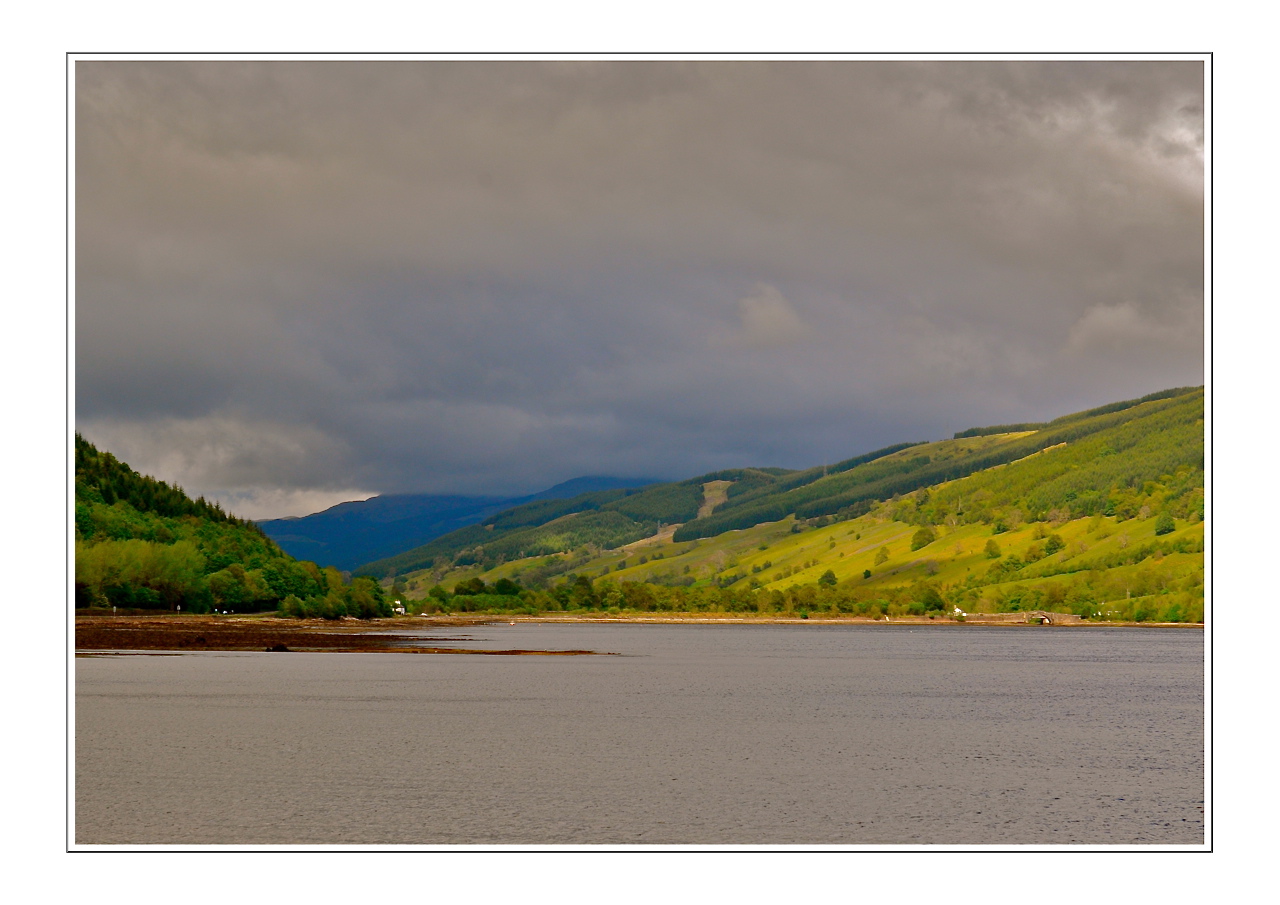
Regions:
[[75, 623, 1204, 846]]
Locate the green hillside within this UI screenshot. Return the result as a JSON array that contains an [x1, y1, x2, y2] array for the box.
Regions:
[[74, 434, 389, 617], [355, 447, 931, 579], [674, 386, 1201, 538], [388, 388, 1204, 623], [362, 387, 1200, 573]]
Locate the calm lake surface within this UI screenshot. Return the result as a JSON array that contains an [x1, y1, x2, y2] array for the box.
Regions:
[[75, 623, 1204, 846]]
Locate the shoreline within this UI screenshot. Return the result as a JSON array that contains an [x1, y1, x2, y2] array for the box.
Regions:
[[74, 612, 1202, 653], [488, 614, 1201, 628]]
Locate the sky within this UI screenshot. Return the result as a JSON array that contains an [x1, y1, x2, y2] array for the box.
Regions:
[[74, 59, 1204, 520]]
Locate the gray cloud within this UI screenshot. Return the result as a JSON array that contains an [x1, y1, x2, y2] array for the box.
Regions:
[[75, 60, 1204, 519]]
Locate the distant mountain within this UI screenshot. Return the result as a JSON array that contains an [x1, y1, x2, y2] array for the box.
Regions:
[[258, 476, 658, 572]]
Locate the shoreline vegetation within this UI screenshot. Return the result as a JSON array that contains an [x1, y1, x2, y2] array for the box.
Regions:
[[75, 612, 1202, 654]]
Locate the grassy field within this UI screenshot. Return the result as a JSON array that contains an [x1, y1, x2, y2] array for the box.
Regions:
[[395, 499, 1202, 622]]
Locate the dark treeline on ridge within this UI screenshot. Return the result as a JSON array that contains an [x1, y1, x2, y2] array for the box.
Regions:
[[678, 389, 1203, 539], [951, 386, 1199, 439], [75, 438, 248, 527]]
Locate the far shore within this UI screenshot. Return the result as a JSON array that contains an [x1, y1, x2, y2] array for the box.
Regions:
[[75, 611, 1202, 653], [466, 613, 1202, 628]]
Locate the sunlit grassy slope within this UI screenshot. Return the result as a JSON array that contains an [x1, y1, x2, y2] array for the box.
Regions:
[[386, 387, 1202, 620]]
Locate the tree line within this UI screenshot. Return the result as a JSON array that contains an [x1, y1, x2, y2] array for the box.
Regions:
[[402, 554, 1201, 623]]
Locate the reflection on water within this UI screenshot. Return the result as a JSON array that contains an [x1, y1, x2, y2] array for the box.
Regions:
[[75, 624, 1203, 845]]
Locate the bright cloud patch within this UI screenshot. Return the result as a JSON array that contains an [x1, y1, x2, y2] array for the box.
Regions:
[[719, 284, 812, 347]]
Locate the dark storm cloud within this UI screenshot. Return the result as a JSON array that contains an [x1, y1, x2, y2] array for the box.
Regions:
[[75, 60, 1204, 519]]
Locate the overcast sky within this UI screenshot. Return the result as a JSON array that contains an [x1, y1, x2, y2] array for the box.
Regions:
[[75, 59, 1204, 520]]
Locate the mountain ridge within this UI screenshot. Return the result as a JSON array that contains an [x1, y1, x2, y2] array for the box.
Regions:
[[356, 387, 1203, 584], [258, 475, 660, 571]]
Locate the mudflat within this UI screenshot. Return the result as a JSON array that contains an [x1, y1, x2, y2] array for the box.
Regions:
[[73, 615, 599, 654]]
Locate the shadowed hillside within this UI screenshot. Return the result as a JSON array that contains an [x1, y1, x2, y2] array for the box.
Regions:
[[258, 476, 656, 571]]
